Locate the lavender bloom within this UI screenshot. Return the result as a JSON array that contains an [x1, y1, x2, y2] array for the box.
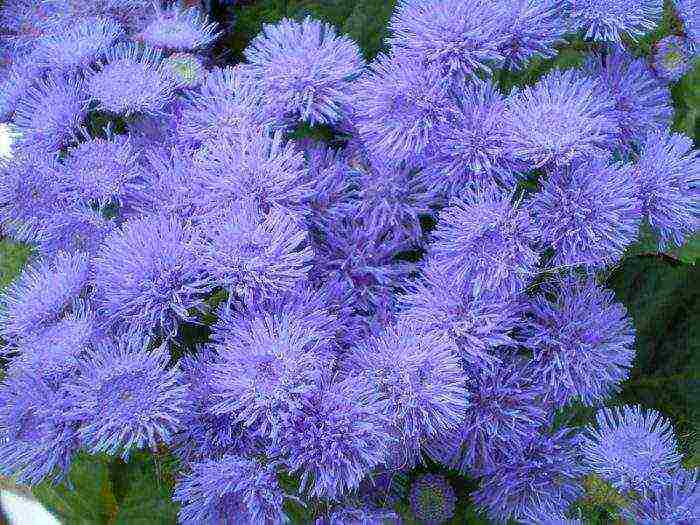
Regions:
[[427, 80, 520, 193], [579, 405, 682, 492], [32, 16, 124, 71], [358, 469, 409, 508], [346, 321, 467, 467], [65, 340, 187, 458], [351, 53, 454, 164], [521, 506, 584, 524], [319, 505, 399, 525], [198, 202, 313, 300], [14, 73, 88, 152], [388, 0, 505, 83], [674, 0, 699, 50], [565, 0, 663, 43], [622, 468, 700, 524], [430, 184, 539, 296], [34, 203, 116, 258], [409, 474, 456, 524], [399, 266, 522, 369], [0, 0, 64, 50], [271, 379, 391, 500], [504, 68, 620, 169], [138, 5, 219, 51], [635, 128, 699, 249], [585, 49, 673, 145], [426, 359, 548, 474], [245, 17, 364, 126], [522, 274, 636, 407], [531, 159, 642, 268], [173, 455, 289, 524], [0, 368, 79, 485], [164, 52, 207, 88], [0, 251, 89, 343], [472, 428, 584, 522], [92, 214, 210, 337], [498, 0, 567, 71], [653, 36, 693, 82], [87, 42, 175, 116]]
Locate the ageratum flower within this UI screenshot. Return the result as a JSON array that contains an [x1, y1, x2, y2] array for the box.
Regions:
[[580, 405, 682, 492], [346, 321, 467, 467], [653, 36, 693, 82], [34, 203, 116, 258], [674, 0, 699, 50], [271, 379, 390, 500], [426, 359, 548, 474], [245, 17, 364, 126], [92, 214, 210, 337], [622, 468, 700, 524], [0, 0, 63, 50], [14, 73, 88, 152], [32, 16, 124, 71], [0, 368, 79, 485], [165, 52, 207, 88], [522, 274, 636, 407], [522, 506, 584, 525], [319, 505, 399, 525], [530, 159, 642, 268], [0, 251, 89, 343], [173, 455, 289, 524], [198, 201, 313, 300], [87, 42, 175, 116], [409, 474, 456, 524], [472, 428, 584, 522], [428, 80, 520, 194], [138, 5, 219, 51], [566, 0, 663, 43], [388, 0, 505, 83], [585, 48, 673, 145], [351, 53, 453, 164], [498, 0, 567, 71], [358, 469, 409, 508], [399, 266, 522, 369], [65, 340, 188, 458], [430, 184, 539, 296], [504, 68, 619, 169], [635, 128, 699, 249]]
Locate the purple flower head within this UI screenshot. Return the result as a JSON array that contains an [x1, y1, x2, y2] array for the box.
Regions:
[[635, 127, 699, 249], [164, 52, 207, 88], [92, 214, 210, 338], [179, 65, 273, 145], [497, 0, 567, 71], [0, 0, 64, 50], [399, 265, 522, 370], [32, 16, 124, 71], [192, 125, 311, 217], [585, 48, 673, 145], [427, 80, 520, 194], [565, 0, 663, 43], [58, 132, 141, 207], [65, 340, 187, 459], [0, 57, 38, 120], [504, 68, 619, 169], [358, 469, 409, 508], [346, 321, 467, 467], [87, 42, 175, 116], [209, 290, 335, 438], [0, 251, 89, 343], [173, 455, 289, 524], [245, 16, 364, 126], [674, 0, 699, 50], [521, 505, 584, 524], [429, 184, 539, 296], [318, 505, 399, 525], [409, 474, 456, 525], [653, 36, 693, 82], [531, 158, 642, 268], [351, 53, 454, 164], [137, 4, 219, 51], [426, 358, 548, 474], [0, 368, 79, 485], [271, 378, 391, 500], [198, 201, 313, 300], [14, 73, 88, 152], [579, 405, 682, 492], [622, 468, 700, 524], [522, 274, 636, 407], [388, 0, 505, 83], [472, 428, 585, 522]]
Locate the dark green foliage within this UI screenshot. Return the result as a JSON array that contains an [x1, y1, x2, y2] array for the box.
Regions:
[[0, 239, 32, 290]]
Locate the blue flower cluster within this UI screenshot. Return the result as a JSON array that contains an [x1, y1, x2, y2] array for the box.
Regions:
[[0, 1, 698, 523]]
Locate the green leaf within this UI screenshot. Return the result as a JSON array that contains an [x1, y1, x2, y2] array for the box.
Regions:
[[0, 239, 32, 290], [674, 233, 700, 265], [341, 0, 397, 60]]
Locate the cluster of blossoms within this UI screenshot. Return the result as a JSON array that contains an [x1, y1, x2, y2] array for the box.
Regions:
[[0, 0, 698, 523]]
